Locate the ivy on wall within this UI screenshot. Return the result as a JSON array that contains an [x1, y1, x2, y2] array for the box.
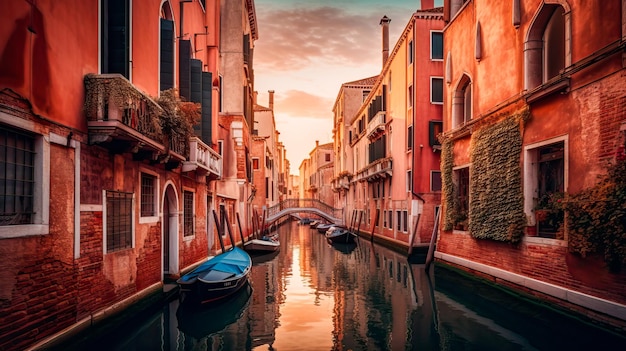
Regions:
[[441, 138, 456, 231], [469, 112, 528, 243]]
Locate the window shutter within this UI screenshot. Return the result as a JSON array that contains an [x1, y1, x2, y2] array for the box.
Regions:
[[103, 0, 129, 77], [190, 59, 202, 137], [179, 40, 192, 100], [160, 18, 174, 91], [201, 71, 213, 144]]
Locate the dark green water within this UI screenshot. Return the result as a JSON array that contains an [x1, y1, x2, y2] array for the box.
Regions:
[[55, 221, 626, 350]]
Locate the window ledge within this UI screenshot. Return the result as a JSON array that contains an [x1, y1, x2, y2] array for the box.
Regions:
[[523, 236, 567, 247], [0, 224, 49, 238], [525, 77, 571, 104], [139, 216, 160, 224]]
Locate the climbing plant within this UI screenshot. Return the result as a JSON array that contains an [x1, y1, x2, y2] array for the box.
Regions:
[[564, 150, 626, 272], [469, 111, 529, 243], [440, 138, 456, 231]]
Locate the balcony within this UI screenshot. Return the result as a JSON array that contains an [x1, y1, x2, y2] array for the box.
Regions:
[[367, 111, 386, 140], [84, 74, 165, 159], [355, 157, 392, 182], [182, 136, 222, 180]]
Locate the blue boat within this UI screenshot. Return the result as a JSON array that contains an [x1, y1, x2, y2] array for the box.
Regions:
[[177, 246, 251, 304]]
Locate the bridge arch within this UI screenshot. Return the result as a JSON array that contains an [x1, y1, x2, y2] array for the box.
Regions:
[[264, 199, 344, 227]]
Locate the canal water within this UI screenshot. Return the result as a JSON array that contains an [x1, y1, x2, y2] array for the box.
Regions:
[[55, 220, 625, 351]]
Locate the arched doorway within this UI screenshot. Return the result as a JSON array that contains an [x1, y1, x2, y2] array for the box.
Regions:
[[163, 183, 179, 279]]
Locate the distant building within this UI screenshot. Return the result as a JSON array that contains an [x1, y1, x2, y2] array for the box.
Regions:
[[332, 4, 444, 248]]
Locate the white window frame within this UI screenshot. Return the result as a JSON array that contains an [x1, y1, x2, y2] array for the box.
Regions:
[[430, 77, 444, 105], [0, 114, 50, 238], [430, 30, 444, 61], [183, 188, 196, 240], [103, 190, 135, 254], [406, 170, 412, 192], [139, 169, 160, 223], [523, 135, 569, 229]]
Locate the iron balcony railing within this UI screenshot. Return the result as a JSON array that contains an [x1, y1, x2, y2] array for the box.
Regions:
[[85, 74, 165, 155]]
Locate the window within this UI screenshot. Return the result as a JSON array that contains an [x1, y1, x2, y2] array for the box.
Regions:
[[362, 90, 370, 102], [388, 210, 393, 230], [406, 170, 412, 192], [408, 40, 414, 65], [140, 173, 157, 218], [431, 171, 442, 192], [396, 211, 402, 231], [383, 210, 387, 228], [252, 157, 260, 170], [429, 121, 443, 147], [402, 210, 408, 232], [524, 4, 570, 91], [431, 31, 443, 60], [525, 139, 567, 239], [408, 85, 414, 108], [431, 77, 443, 104], [159, 4, 174, 91], [0, 122, 49, 238], [325, 153, 331, 162], [453, 75, 472, 127], [454, 167, 470, 228], [105, 191, 133, 252], [407, 125, 413, 151], [218, 140, 223, 156], [183, 190, 194, 237], [1, 126, 35, 226], [101, 0, 130, 78]]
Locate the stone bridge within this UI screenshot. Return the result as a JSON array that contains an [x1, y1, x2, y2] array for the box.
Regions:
[[265, 199, 344, 226]]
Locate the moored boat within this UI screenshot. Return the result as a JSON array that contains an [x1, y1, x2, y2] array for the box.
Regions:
[[177, 246, 251, 304], [244, 233, 280, 254], [325, 226, 356, 244]]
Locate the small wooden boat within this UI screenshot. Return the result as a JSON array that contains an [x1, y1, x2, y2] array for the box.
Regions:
[[244, 233, 280, 254], [316, 223, 334, 233], [177, 246, 251, 304], [325, 226, 356, 244]]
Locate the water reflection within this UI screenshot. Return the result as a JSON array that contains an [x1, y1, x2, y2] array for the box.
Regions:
[[57, 220, 626, 351]]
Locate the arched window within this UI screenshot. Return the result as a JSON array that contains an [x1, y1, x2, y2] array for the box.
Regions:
[[160, 2, 174, 91], [524, 2, 571, 92], [452, 74, 472, 128]]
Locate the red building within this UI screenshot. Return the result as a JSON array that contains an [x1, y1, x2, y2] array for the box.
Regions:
[[437, 0, 626, 328], [0, 1, 258, 350]]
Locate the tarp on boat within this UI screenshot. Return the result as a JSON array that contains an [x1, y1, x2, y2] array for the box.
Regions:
[[178, 247, 251, 283]]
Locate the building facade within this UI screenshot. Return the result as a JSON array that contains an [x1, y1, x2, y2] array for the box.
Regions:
[[0, 1, 260, 349], [437, 0, 626, 327], [332, 4, 444, 248]]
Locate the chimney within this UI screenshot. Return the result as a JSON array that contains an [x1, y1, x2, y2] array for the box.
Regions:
[[268, 90, 275, 111], [253, 91, 258, 105], [380, 16, 391, 66]]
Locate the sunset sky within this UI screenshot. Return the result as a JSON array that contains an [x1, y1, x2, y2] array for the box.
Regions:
[[253, 0, 440, 174]]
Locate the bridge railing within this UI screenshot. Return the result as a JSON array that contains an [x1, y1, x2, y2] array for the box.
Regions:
[[266, 199, 343, 219]]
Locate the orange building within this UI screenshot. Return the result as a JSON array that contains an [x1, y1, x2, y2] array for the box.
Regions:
[[333, 3, 444, 249], [437, 0, 626, 327], [0, 1, 258, 349]]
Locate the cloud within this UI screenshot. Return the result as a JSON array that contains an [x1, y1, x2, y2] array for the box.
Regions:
[[254, 5, 409, 71], [273, 90, 335, 119]]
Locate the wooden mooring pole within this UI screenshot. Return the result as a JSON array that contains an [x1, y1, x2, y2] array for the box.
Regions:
[[424, 209, 441, 271]]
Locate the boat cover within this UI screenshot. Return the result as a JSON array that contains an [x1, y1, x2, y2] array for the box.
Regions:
[[179, 247, 251, 283]]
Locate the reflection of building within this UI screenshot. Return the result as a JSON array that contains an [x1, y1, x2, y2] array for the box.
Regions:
[[248, 260, 279, 348], [436, 0, 626, 328]]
